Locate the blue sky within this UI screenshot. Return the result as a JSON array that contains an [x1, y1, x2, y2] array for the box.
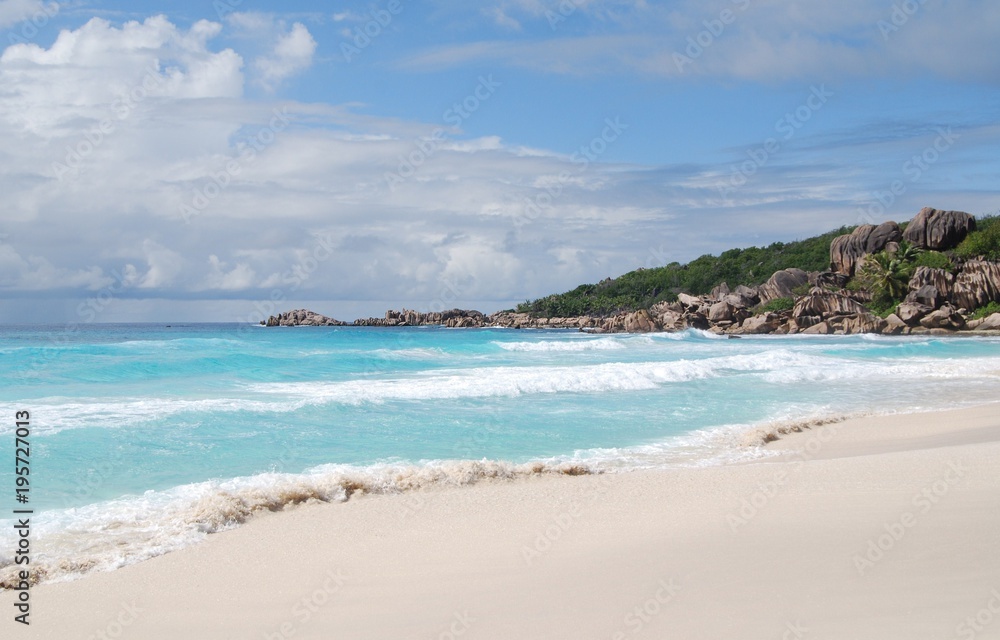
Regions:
[[1, 0, 999, 322]]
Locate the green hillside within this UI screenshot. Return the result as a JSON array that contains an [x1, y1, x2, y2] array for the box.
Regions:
[[516, 227, 854, 317]]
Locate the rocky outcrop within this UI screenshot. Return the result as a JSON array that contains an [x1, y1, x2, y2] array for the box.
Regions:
[[757, 268, 809, 303], [972, 313, 1000, 331], [908, 267, 953, 303], [792, 289, 868, 319], [355, 308, 489, 328], [830, 222, 903, 275], [902, 207, 976, 250], [264, 309, 348, 326], [950, 260, 1000, 311]]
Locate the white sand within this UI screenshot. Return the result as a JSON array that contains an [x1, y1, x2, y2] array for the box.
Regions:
[[4, 404, 1000, 639]]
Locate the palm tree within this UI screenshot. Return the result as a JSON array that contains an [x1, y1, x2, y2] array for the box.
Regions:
[[858, 250, 913, 303]]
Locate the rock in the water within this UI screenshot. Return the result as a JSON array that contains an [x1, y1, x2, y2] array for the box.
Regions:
[[623, 309, 660, 333], [951, 260, 1000, 312], [902, 207, 976, 250], [801, 321, 831, 335], [758, 268, 809, 303], [829, 222, 903, 275], [736, 313, 783, 334], [840, 313, 888, 335], [264, 309, 348, 326]]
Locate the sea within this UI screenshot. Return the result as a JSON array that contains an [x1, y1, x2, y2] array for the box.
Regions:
[[2, 323, 1000, 586]]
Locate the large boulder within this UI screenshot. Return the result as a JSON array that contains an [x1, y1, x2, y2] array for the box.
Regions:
[[758, 268, 809, 303], [623, 309, 660, 333], [908, 266, 953, 303], [792, 290, 868, 319], [710, 282, 731, 301], [896, 302, 933, 325], [951, 260, 1000, 312], [918, 306, 965, 330], [736, 313, 783, 334], [830, 222, 903, 275], [840, 313, 888, 335], [708, 301, 734, 323], [972, 313, 1000, 331], [902, 207, 976, 250], [905, 284, 943, 310]]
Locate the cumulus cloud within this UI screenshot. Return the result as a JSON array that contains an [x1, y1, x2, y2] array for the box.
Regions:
[[253, 22, 316, 91], [0, 10, 997, 324]]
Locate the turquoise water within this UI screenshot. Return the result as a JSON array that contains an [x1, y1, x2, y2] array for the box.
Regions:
[[2, 323, 1000, 584]]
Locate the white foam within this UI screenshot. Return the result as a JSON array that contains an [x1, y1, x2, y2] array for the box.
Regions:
[[495, 337, 629, 352]]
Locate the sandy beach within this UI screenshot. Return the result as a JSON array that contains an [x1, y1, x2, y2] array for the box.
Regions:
[[5, 403, 1000, 639]]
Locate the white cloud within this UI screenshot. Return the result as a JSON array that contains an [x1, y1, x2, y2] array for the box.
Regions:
[[0, 11, 997, 323], [0, 244, 111, 290], [407, 0, 1000, 84], [0, 0, 55, 30], [253, 22, 316, 91]]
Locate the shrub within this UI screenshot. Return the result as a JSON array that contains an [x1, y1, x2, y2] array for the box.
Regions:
[[956, 215, 1000, 261], [912, 250, 954, 272], [755, 297, 795, 314], [971, 301, 1000, 320]]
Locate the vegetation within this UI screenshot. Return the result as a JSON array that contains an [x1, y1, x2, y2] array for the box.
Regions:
[[971, 301, 1000, 320], [912, 250, 954, 272], [858, 250, 913, 302], [516, 227, 851, 317], [755, 297, 795, 314], [956, 215, 1000, 261], [515, 213, 998, 320]]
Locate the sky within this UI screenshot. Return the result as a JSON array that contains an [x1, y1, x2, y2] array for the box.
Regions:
[[0, 0, 999, 323]]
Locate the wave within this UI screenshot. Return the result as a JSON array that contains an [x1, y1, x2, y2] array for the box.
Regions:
[[0, 458, 592, 589], [8, 350, 1000, 437], [494, 337, 629, 352]]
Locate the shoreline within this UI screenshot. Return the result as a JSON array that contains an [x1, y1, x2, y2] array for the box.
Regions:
[[4, 403, 999, 638]]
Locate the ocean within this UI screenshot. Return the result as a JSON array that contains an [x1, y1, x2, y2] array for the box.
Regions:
[[2, 323, 999, 586]]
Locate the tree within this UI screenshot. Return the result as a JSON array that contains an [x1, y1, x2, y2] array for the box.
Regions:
[[858, 250, 913, 303]]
